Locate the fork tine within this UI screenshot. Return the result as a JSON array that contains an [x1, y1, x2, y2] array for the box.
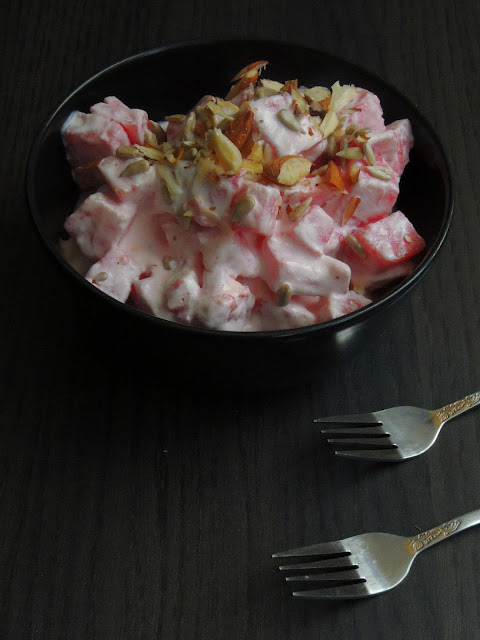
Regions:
[[326, 437, 394, 447], [286, 568, 361, 582], [334, 448, 404, 461], [279, 557, 355, 571], [272, 540, 347, 558], [293, 582, 370, 599], [320, 426, 388, 437], [313, 412, 380, 425]]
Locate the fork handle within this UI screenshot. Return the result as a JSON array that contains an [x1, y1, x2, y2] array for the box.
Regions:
[[406, 508, 480, 555], [431, 391, 480, 427]]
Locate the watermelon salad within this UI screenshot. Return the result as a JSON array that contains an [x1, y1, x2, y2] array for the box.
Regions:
[[61, 60, 425, 331]]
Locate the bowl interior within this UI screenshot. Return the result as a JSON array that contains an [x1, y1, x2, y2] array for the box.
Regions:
[[27, 39, 452, 338]]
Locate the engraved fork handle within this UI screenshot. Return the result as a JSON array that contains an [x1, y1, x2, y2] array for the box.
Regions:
[[431, 391, 480, 427], [406, 508, 480, 555]]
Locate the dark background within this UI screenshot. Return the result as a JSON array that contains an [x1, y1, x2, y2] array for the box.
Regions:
[[2, 1, 480, 638]]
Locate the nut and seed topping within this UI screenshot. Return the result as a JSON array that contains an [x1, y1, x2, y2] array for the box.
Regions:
[[134, 145, 165, 161], [206, 128, 243, 174], [345, 235, 366, 258], [277, 109, 306, 133], [277, 283, 292, 307], [320, 109, 339, 138], [365, 165, 392, 180], [93, 271, 108, 282], [143, 129, 161, 148], [231, 60, 268, 83], [232, 195, 256, 222], [342, 196, 361, 225], [363, 140, 376, 165], [165, 114, 186, 123], [116, 145, 143, 159], [156, 163, 181, 199], [120, 158, 150, 177], [289, 197, 312, 221], [336, 146, 364, 160], [148, 120, 167, 143]]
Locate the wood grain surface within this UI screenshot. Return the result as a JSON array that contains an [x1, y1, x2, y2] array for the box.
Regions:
[[2, 1, 480, 638]]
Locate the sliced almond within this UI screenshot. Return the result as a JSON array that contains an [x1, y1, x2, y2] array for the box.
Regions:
[[149, 120, 167, 144], [342, 196, 361, 225], [206, 128, 243, 174], [224, 107, 254, 150], [232, 195, 256, 222], [242, 159, 263, 174], [226, 69, 258, 100], [262, 142, 273, 164], [319, 109, 339, 138], [120, 159, 150, 177], [277, 283, 292, 307], [330, 81, 357, 112], [265, 156, 312, 186], [325, 160, 346, 192], [282, 79, 298, 93], [116, 146, 143, 159], [289, 197, 312, 221], [277, 109, 306, 134], [134, 145, 165, 161], [365, 165, 392, 180], [165, 114, 186, 123], [183, 111, 197, 142], [349, 162, 361, 184], [247, 141, 264, 163], [143, 129, 161, 148], [302, 86, 331, 102], [363, 140, 376, 165], [156, 163, 180, 200], [336, 146, 364, 160], [231, 60, 268, 83], [345, 235, 366, 258], [291, 89, 310, 115]]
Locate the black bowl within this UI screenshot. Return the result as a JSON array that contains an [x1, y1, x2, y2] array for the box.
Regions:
[[26, 40, 453, 389]]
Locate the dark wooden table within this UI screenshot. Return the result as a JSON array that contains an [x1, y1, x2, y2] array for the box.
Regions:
[[2, 1, 480, 638]]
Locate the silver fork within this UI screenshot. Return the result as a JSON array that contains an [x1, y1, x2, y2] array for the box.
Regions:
[[315, 391, 480, 461], [273, 508, 480, 599]]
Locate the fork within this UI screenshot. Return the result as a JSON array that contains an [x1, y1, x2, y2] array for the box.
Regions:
[[315, 391, 480, 461], [273, 508, 480, 599]]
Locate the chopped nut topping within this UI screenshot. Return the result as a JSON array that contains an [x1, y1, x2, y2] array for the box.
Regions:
[[345, 235, 366, 258], [336, 146, 364, 160], [206, 128, 243, 174], [320, 109, 339, 138], [342, 197, 361, 225], [162, 256, 176, 270], [116, 145, 143, 159], [165, 114, 186, 123], [265, 156, 312, 186], [120, 159, 150, 177], [134, 145, 165, 161], [302, 86, 331, 102], [277, 109, 306, 133], [289, 197, 312, 221], [143, 129, 161, 148], [94, 271, 108, 282], [232, 195, 256, 222], [156, 163, 181, 200], [365, 165, 392, 180], [231, 60, 268, 83], [277, 283, 292, 307], [363, 140, 376, 165], [148, 120, 167, 144]]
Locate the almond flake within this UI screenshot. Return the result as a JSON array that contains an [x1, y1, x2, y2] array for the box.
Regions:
[[149, 120, 167, 144], [277, 283, 292, 307], [156, 163, 181, 199], [289, 197, 312, 221], [342, 197, 361, 225], [265, 156, 312, 186], [336, 147, 364, 160], [320, 109, 339, 138], [349, 162, 361, 184], [302, 86, 331, 102], [232, 195, 256, 222], [365, 165, 392, 181], [165, 114, 186, 123], [330, 81, 357, 112], [363, 140, 376, 165], [120, 159, 150, 177], [277, 109, 306, 133], [242, 160, 263, 174], [184, 111, 197, 142], [231, 60, 268, 83], [116, 146, 143, 159], [345, 235, 366, 258], [134, 145, 165, 161], [143, 129, 161, 148], [206, 128, 243, 174]]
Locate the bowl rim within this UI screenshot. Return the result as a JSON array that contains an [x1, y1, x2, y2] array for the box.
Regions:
[[26, 37, 454, 341]]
